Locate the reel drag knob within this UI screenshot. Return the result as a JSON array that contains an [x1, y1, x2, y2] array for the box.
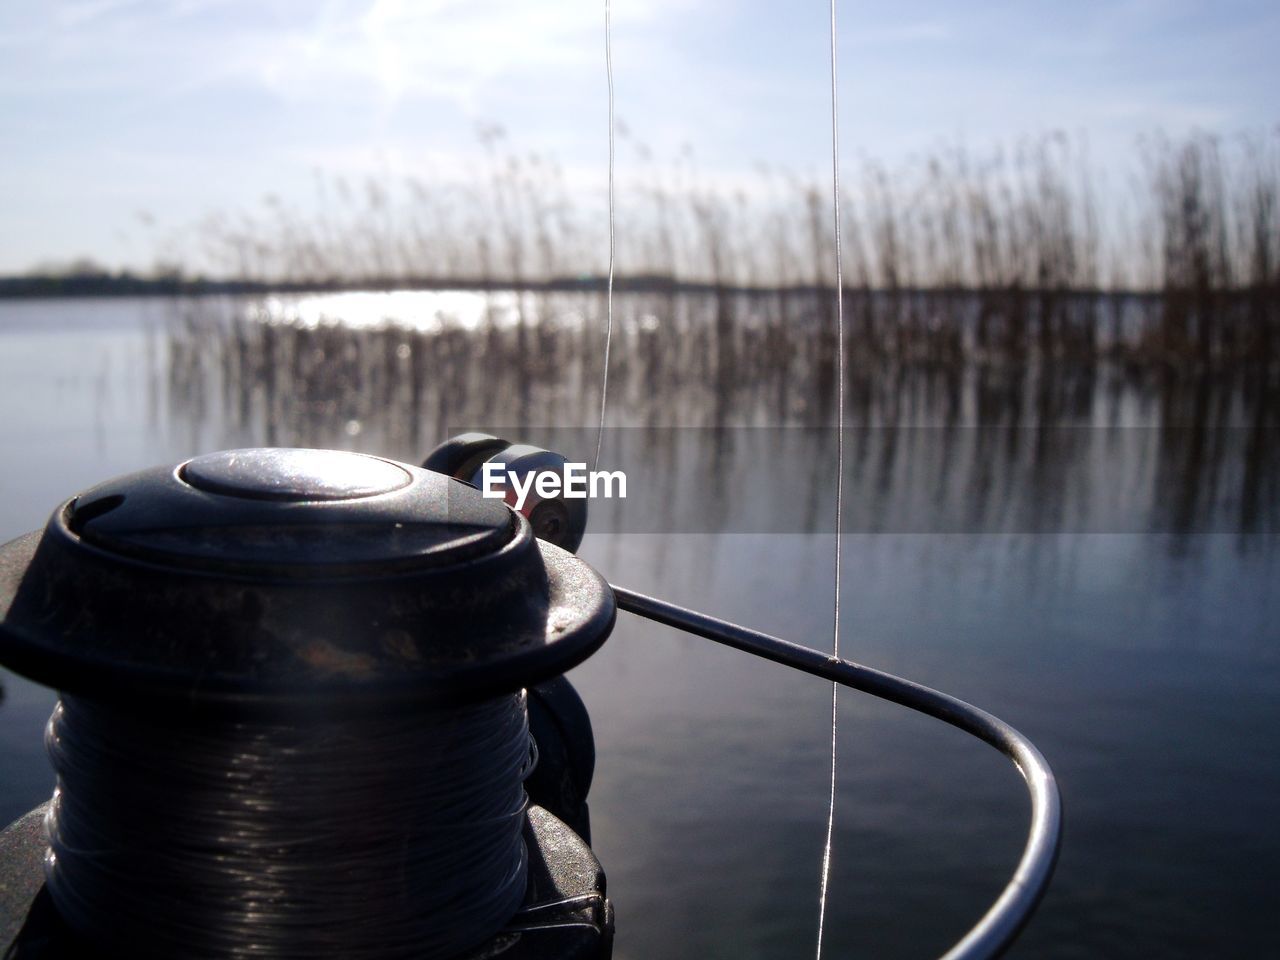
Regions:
[[424, 435, 588, 554], [474, 445, 588, 554], [421, 432, 511, 482]]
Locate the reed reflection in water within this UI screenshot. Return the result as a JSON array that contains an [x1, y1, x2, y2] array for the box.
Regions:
[[0, 289, 1276, 959], [151, 287, 1280, 959], [161, 289, 1277, 544]]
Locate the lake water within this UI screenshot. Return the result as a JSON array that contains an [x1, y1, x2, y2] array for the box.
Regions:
[[0, 292, 1277, 958]]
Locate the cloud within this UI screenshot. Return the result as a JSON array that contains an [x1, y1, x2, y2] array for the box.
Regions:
[[194, 0, 685, 111]]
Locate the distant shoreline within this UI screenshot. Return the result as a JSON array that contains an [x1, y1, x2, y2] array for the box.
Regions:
[[0, 272, 1174, 301]]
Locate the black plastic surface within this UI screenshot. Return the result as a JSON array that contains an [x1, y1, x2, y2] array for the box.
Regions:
[[526, 678, 597, 843], [75, 451, 511, 572], [0, 449, 616, 715], [181, 449, 413, 501], [422, 433, 512, 485]]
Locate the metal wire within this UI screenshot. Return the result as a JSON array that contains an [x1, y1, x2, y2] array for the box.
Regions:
[[612, 584, 1062, 960], [43, 693, 535, 960]]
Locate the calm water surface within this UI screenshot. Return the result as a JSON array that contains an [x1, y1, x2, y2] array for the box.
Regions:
[[0, 293, 1277, 959]]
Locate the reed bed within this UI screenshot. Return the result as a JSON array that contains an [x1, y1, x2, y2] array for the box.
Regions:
[[145, 128, 1280, 545], [160, 289, 1278, 541], [185, 129, 1280, 370]]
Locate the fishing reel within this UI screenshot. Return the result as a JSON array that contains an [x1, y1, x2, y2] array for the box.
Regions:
[[0, 448, 614, 960], [0, 440, 1061, 960]]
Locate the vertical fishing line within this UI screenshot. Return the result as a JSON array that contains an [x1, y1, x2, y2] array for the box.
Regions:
[[42, 693, 535, 960], [816, 0, 845, 957], [594, 0, 616, 474]]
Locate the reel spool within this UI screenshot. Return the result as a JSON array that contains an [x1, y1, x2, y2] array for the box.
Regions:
[[0, 448, 615, 960]]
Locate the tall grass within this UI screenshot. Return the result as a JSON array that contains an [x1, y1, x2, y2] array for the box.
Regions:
[[185, 129, 1280, 368], [160, 289, 1279, 538]]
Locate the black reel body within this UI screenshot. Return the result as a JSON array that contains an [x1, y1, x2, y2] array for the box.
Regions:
[[0, 448, 615, 960]]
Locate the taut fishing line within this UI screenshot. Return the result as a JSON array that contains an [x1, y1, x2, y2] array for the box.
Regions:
[[592, 1, 849, 955], [594, 0, 616, 475], [816, 0, 846, 957], [42, 693, 535, 960]]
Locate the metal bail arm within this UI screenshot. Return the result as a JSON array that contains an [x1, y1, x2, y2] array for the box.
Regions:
[[611, 584, 1062, 960]]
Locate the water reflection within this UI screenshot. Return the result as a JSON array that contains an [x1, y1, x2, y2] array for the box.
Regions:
[[160, 290, 1277, 544], [3, 291, 1278, 959]]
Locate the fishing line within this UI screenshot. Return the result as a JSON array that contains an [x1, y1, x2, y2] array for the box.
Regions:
[[816, 0, 845, 957], [594, 0, 616, 474], [42, 692, 535, 960], [592, 1, 848, 954]]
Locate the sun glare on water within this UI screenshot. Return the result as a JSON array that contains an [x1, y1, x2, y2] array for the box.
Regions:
[[252, 289, 549, 333]]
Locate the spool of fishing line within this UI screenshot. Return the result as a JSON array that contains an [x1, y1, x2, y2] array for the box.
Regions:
[[44, 693, 534, 960], [0, 448, 617, 959]]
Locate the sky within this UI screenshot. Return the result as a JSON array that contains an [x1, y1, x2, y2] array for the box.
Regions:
[[1, 0, 1277, 274]]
